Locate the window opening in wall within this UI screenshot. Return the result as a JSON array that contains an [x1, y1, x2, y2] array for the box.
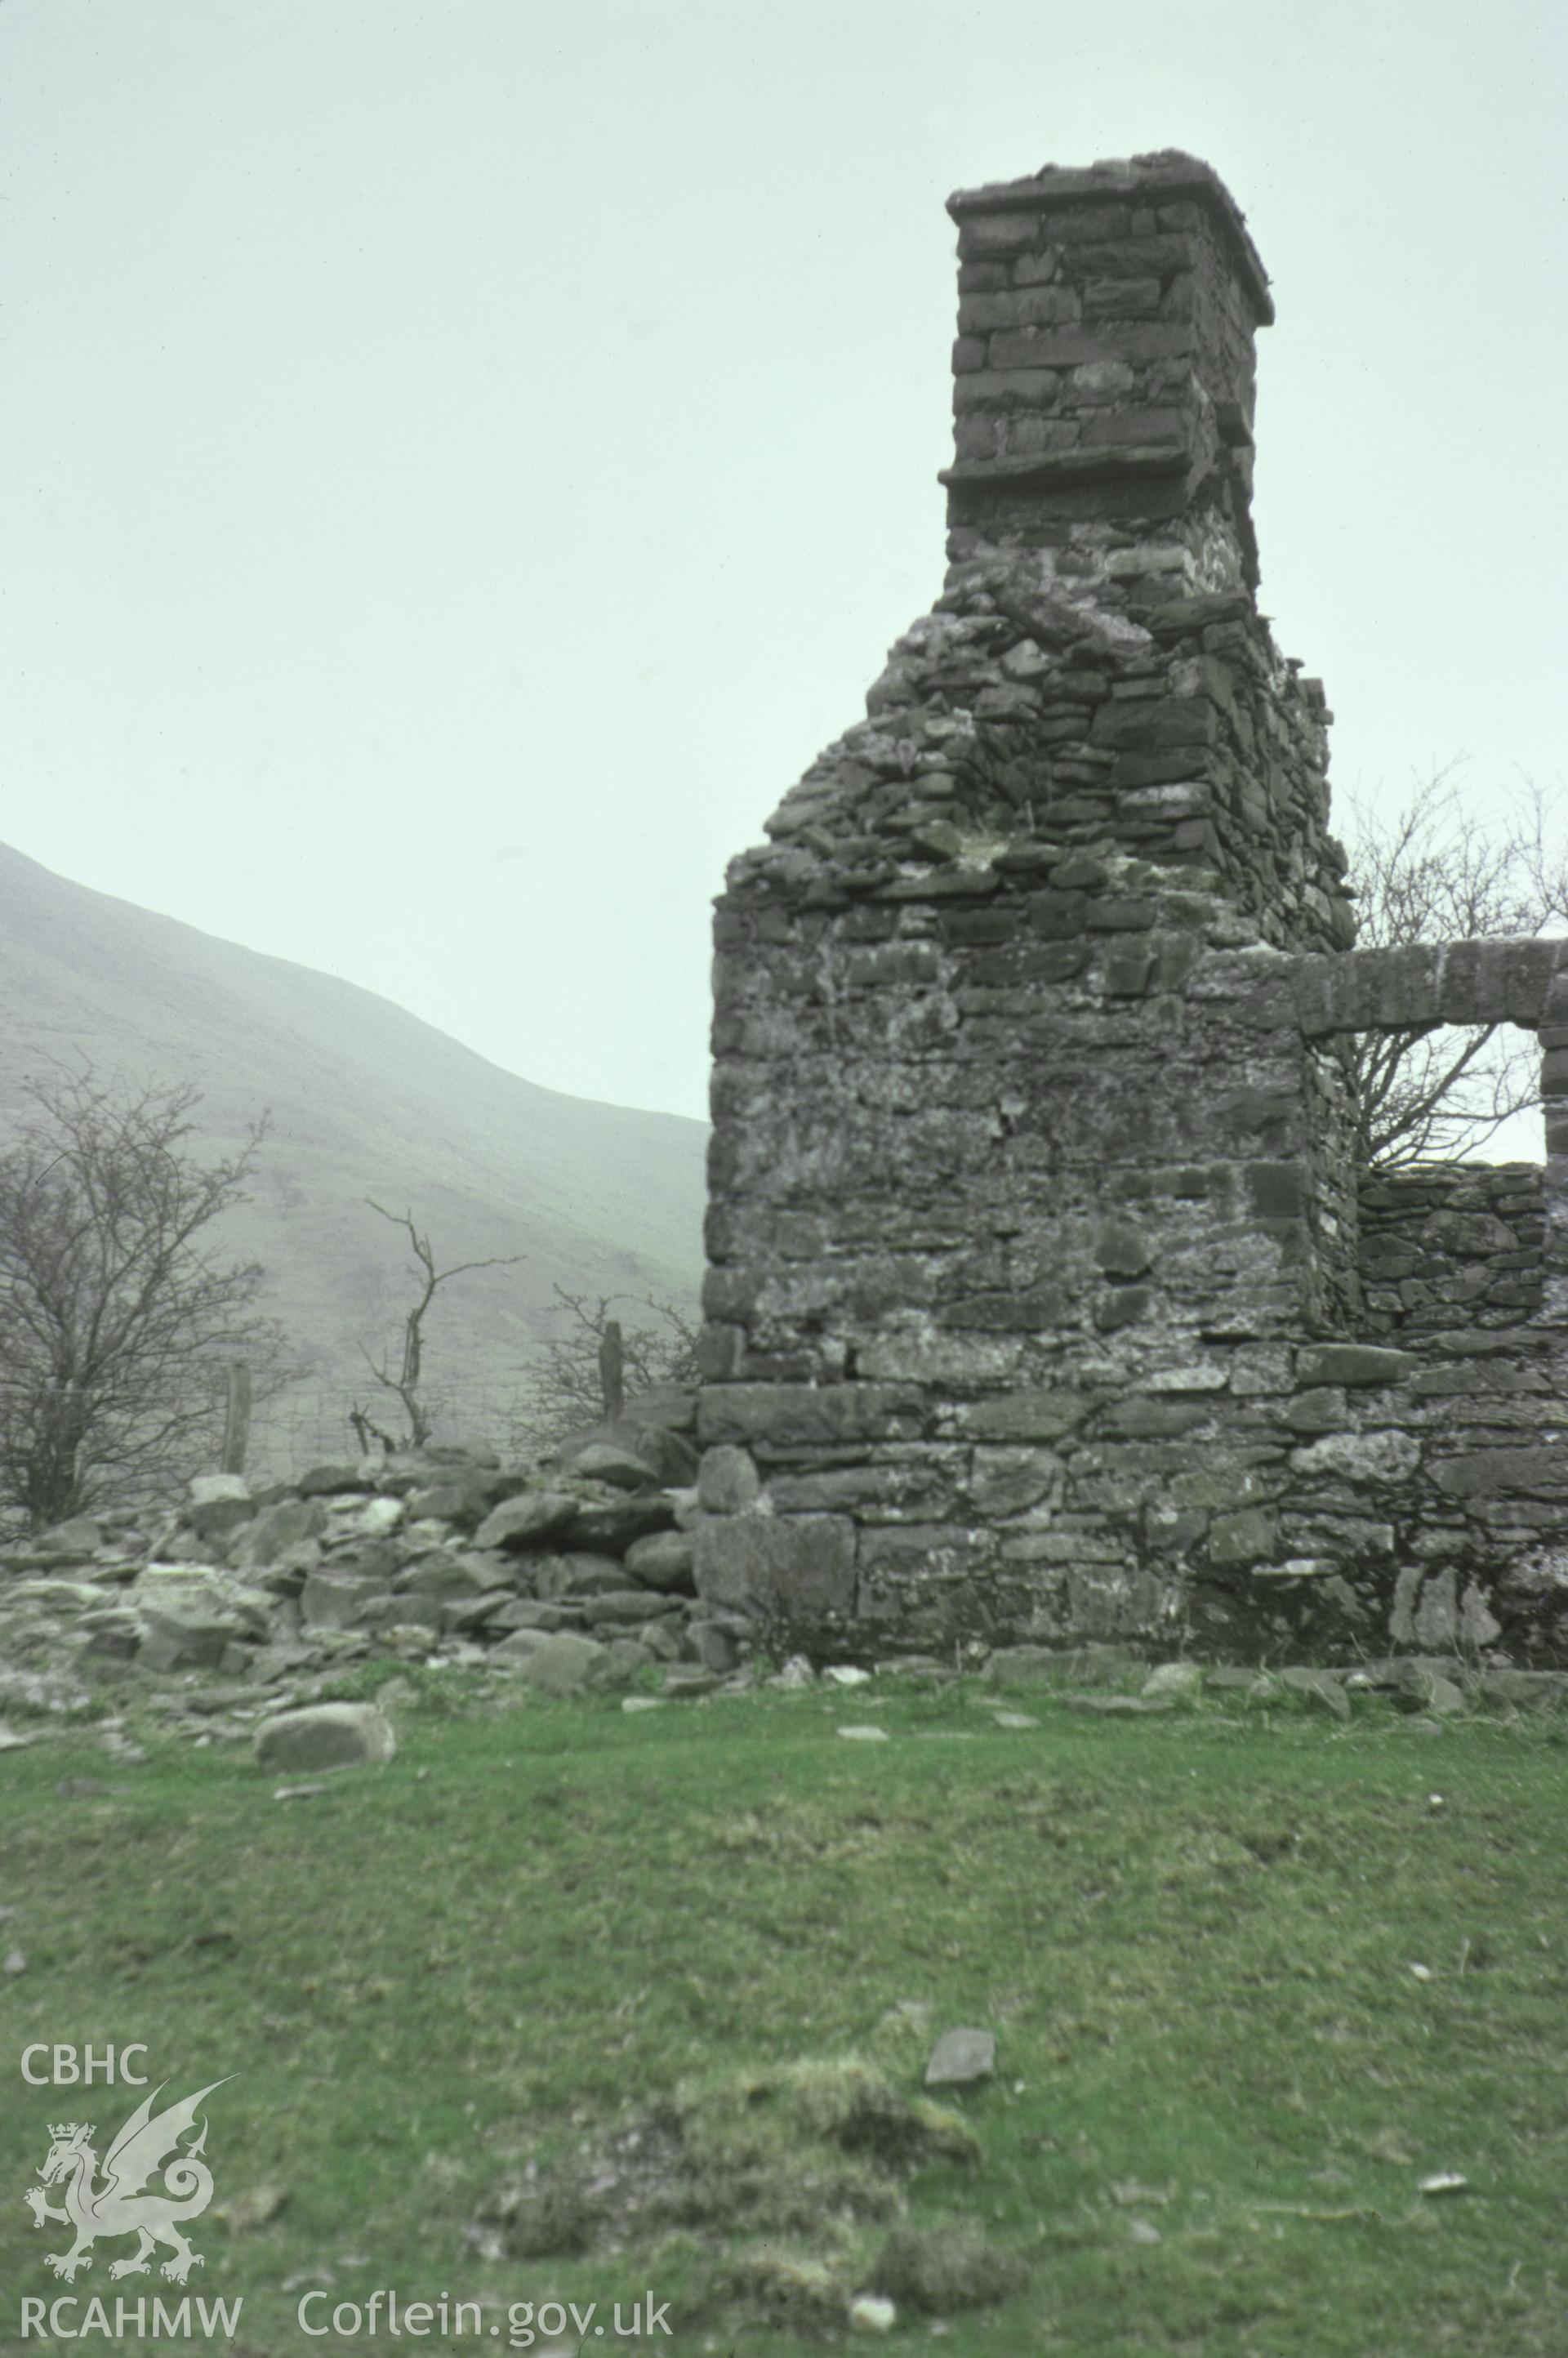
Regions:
[[1350, 1021, 1547, 1343], [1350, 1019, 1544, 1172]]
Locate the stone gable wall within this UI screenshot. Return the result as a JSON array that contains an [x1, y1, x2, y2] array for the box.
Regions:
[[696, 154, 1568, 1670]]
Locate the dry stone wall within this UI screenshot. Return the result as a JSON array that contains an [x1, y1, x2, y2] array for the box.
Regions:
[[696, 153, 1568, 1669], [1358, 1164, 1544, 1338]]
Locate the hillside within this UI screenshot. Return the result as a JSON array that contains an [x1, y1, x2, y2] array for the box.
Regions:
[[0, 840, 707, 1468]]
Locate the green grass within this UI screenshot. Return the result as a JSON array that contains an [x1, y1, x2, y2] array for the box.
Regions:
[[5, 1677, 1568, 2354]]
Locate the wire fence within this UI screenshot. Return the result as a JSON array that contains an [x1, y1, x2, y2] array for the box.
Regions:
[[247, 1375, 554, 1479]]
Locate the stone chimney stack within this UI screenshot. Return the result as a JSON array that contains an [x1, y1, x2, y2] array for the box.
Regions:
[[942, 153, 1273, 592], [694, 155, 1360, 1665]]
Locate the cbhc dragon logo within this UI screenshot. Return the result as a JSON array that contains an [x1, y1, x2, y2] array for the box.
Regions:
[[24, 2079, 229, 2284]]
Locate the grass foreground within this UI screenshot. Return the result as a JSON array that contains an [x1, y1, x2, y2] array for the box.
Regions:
[[4, 1669, 1568, 2355]]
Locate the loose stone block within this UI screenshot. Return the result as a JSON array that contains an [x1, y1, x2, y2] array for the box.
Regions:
[[254, 1704, 396, 1773], [924, 2027, 996, 2087], [473, 1492, 578, 1550]]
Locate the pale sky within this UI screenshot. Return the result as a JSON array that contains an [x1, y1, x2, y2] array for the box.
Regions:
[[2, 1, 1564, 1125]]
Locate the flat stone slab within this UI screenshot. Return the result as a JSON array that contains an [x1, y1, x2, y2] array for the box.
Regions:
[[569, 1442, 659, 1491], [1062, 1695, 1175, 1716], [473, 1492, 579, 1551]]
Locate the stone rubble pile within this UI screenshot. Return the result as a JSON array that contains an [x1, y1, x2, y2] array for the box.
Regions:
[[0, 1393, 760, 1715]]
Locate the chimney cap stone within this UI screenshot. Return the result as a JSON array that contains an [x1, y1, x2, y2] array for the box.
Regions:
[[947, 149, 1274, 328]]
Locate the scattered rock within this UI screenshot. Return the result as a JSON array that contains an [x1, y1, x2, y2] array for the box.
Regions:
[[1209, 1666, 1279, 1699], [1420, 1673, 1468, 1719], [1475, 1668, 1568, 1709], [984, 1645, 1061, 1685], [1142, 1661, 1206, 1701], [489, 1629, 555, 1664], [568, 1442, 661, 1492], [1062, 1695, 1175, 1716], [180, 1683, 265, 1716], [473, 1493, 578, 1551], [837, 1725, 889, 1742], [924, 2027, 996, 2088], [253, 1703, 397, 1772], [514, 1633, 610, 1696], [848, 2293, 897, 2333], [1281, 1666, 1352, 1720], [662, 1665, 719, 1696]]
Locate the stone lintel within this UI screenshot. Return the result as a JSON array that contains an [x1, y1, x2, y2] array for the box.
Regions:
[[1290, 938, 1568, 1038]]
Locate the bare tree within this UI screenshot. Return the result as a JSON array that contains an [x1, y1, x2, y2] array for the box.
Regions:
[[509, 1285, 700, 1449], [1343, 767, 1568, 1166], [0, 1068, 284, 1527], [350, 1202, 522, 1453]]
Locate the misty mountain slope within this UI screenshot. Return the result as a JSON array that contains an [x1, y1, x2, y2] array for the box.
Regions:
[[0, 840, 707, 1463]]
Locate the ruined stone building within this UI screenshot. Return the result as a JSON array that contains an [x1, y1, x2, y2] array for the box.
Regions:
[[692, 153, 1568, 1665]]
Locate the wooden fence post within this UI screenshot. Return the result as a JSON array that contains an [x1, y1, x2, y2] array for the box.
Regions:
[[221, 1362, 252, 1476]]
